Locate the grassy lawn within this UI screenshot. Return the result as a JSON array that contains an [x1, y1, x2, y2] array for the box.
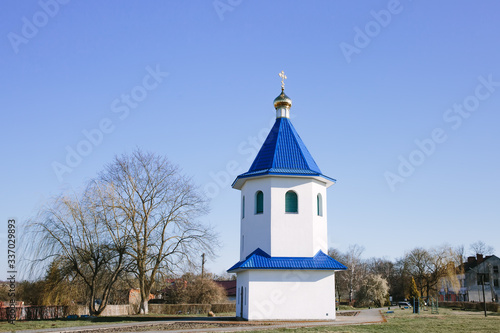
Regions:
[[0, 318, 99, 332], [0, 312, 238, 332], [0, 309, 498, 332], [253, 308, 500, 333]]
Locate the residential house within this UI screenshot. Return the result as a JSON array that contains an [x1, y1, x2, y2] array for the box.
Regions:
[[440, 254, 499, 303]]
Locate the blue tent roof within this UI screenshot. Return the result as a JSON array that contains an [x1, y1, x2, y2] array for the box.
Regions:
[[227, 248, 347, 272], [232, 118, 335, 188]]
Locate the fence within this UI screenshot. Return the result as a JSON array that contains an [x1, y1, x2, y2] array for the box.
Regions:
[[440, 301, 500, 312], [74, 304, 133, 316], [149, 303, 235, 315], [1, 303, 236, 321], [0, 306, 66, 320]]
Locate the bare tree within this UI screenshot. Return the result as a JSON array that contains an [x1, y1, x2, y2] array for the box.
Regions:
[[328, 248, 347, 303], [367, 257, 398, 301], [403, 246, 457, 300], [329, 245, 367, 304], [345, 245, 366, 303], [403, 247, 432, 297], [26, 184, 128, 315], [367, 257, 394, 282], [327, 245, 365, 304], [392, 258, 411, 301], [469, 241, 494, 256], [454, 244, 467, 266], [426, 246, 455, 299], [97, 150, 217, 314]]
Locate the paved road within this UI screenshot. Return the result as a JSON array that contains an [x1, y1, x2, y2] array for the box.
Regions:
[[12, 309, 386, 333]]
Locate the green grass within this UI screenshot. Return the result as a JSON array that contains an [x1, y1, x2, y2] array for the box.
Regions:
[[0, 312, 238, 332], [253, 308, 500, 333], [1, 309, 498, 332], [0, 318, 99, 332]]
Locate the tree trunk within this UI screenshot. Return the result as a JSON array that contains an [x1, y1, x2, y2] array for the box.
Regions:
[[139, 300, 149, 314], [89, 288, 97, 316], [89, 301, 95, 316], [137, 270, 150, 314]]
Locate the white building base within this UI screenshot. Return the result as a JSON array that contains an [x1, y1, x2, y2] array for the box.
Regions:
[[236, 270, 336, 320]]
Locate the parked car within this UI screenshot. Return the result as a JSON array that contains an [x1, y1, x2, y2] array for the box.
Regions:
[[398, 301, 412, 308]]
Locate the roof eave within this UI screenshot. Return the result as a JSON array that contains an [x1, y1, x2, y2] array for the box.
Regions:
[[227, 249, 348, 273], [232, 173, 336, 190], [228, 266, 347, 273]]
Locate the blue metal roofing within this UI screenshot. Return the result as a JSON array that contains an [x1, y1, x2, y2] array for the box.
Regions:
[[232, 118, 335, 187], [227, 248, 347, 272], [250, 118, 321, 173]]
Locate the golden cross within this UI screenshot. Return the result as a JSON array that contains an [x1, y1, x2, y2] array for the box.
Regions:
[[279, 70, 287, 91]]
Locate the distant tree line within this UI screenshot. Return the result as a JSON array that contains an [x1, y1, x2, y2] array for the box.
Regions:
[[329, 241, 495, 307]]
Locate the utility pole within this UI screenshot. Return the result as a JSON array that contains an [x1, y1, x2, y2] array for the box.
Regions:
[[201, 253, 206, 279], [482, 274, 487, 317]]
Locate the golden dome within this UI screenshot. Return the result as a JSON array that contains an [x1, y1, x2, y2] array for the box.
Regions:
[[273, 90, 292, 109]]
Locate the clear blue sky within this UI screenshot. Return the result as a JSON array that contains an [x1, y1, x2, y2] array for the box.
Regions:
[[1, 1, 499, 279]]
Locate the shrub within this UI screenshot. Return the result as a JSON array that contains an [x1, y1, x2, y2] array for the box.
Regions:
[[162, 280, 188, 304], [162, 277, 227, 305], [149, 304, 211, 315], [183, 278, 227, 304], [148, 303, 235, 315], [211, 303, 236, 313], [356, 274, 389, 307], [440, 301, 499, 312]]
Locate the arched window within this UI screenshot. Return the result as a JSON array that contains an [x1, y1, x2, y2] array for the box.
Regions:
[[255, 191, 263, 214], [317, 193, 323, 216], [285, 190, 298, 213], [242, 196, 245, 219]]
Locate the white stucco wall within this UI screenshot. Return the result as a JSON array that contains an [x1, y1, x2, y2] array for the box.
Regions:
[[236, 175, 336, 320], [240, 176, 328, 259], [269, 177, 328, 257], [239, 178, 272, 260], [245, 270, 336, 320], [236, 271, 250, 318]]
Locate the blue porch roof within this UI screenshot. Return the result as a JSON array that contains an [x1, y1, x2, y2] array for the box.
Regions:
[[227, 248, 347, 272], [232, 118, 335, 188]]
